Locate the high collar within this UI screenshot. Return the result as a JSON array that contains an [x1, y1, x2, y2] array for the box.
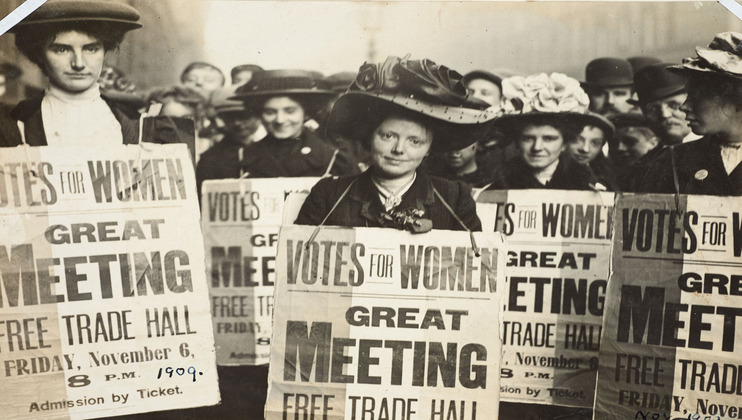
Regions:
[[46, 84, 101, 104]]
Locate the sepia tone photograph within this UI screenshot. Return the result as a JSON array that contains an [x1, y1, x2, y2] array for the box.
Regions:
[[0, 1, 741, 419]]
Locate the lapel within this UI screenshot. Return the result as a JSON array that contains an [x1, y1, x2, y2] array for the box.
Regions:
[[11, 95, 47, 146], [690, 137, 737, 194], [728, 162, 742, 194], [395, 172, 435, 212], [10, 94, 134, 146], [105, 97, 139, 144], [347, 171, 383, 224]]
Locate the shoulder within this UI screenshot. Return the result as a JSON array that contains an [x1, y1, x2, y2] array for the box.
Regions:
[[309, 174, 359, 195], [304, 129, 335, 147], [672, 137, 715, 159], [10, 95, 43, 122], [426, 174, 471, 196], [488, 157, 530, 189], [424, 174, 478, 211], [648, 140, 711, 170], [303, 130, 341, 160]]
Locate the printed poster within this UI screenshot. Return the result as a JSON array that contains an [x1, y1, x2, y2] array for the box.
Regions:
[[477, 189, 614, 408], [0, 145, 219, 419], [265, 225, 505, 419], [595, 194, 742, 420], [201, 177, 319, 365]]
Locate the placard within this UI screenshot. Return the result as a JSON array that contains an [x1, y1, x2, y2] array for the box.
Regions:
[[201, 177, 319, 365], [594, 194, 742, 420], [0, 145, 219, 419], [264, 225, 504, 420], [477, 189, 614, 408]]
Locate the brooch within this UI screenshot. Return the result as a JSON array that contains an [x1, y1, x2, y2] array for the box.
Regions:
[[379, 208, 432, 233], [694, 169, 708, 181]]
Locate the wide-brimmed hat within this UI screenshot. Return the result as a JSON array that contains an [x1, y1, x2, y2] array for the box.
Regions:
[[230, 69, 336, 110], [628, 63, 686, 105], [462, 70, 503, 89], [325, 56, 499, 152], [210, 86, 245, 114], [668, 31, 742, 81], [493, 73, 614, 138], [324, 72, 356, 94], [582, 57, 634, 89], [9, 0, 141, 32]]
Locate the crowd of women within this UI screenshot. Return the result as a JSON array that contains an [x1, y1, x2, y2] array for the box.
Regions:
[[1, 1, 742, 419]]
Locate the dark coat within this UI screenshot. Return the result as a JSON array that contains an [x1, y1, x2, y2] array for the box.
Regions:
[[424, 156, 494, 189], [294, 170, 482, 231], [0, 103, 22, 145], [196, 135, 249, 194], [239, 129, 359, 178], [1, 95, 195, 151], [588, 153, 621, 191], [640, 135, 742, 196], [488, 156, 606, 191], [617, 144, 666, 192]]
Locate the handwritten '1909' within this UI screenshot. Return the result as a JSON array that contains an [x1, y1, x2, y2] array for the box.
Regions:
[[157, 366, 202, 382]]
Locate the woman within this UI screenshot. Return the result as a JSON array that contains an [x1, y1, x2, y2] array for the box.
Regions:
[[3, 0, 140, 146], [295, 56, 497, 232], [1, 0, 189, 149], [488, 73, 615, 191], [228, 69, 359, 178], [641, 32, 742, 196]]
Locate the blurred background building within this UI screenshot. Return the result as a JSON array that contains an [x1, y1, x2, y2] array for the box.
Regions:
[[1, 1, 740, 105]]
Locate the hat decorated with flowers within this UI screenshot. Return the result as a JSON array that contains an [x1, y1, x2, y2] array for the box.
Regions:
[[325, 55, 500, 152], [668, 32, 742, 80], [493, 72, 614, 137]]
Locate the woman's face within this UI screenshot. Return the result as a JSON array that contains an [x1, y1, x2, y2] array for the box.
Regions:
[[567, 125, 605, 165], [261, 96, 305, 139], [43, 30, 105, 94], [518, 124, 566, 169], [371, 117, 433, 179], [681, 79, 741, 138]]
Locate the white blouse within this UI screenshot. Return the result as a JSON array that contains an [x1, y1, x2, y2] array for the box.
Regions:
[[41, 84, 123, 146]]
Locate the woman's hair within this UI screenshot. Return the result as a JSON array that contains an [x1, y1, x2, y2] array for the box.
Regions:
[[688, 73, 742, 106], [248, 95, 325, 120], [507, 114, 581, 145], [14, 22, 125, 69]]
